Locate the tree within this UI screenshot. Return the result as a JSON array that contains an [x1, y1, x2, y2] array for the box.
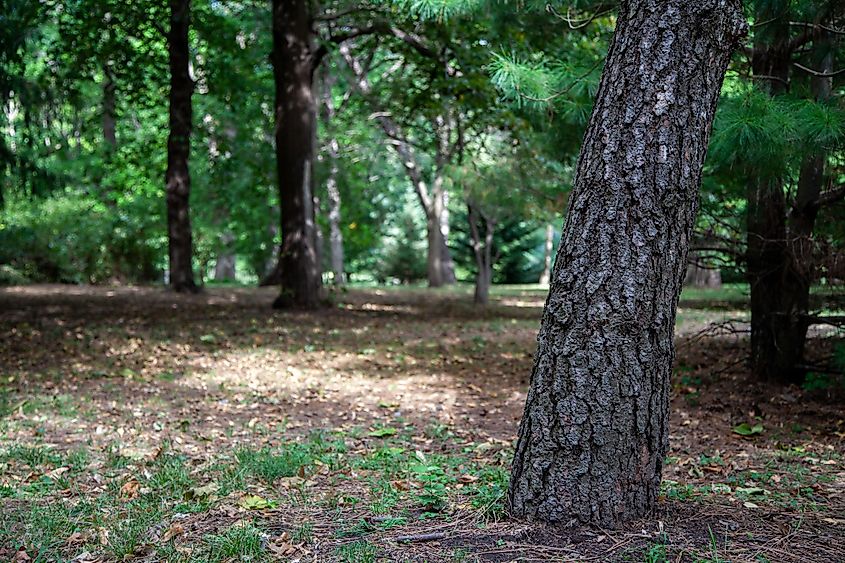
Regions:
[[742, 1, 844, 383], [165, 0, 198, 292], [508, 0, 746, 528], [339, 43, 460, 288], [270, 0, 321, 308], [319, 71, 346, 285]]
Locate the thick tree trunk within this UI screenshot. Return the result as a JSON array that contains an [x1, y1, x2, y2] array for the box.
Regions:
[[165, 0, 197, 293], [509, 0, 744, 527], [539, 223, 554, 285], [270, 0, 321, 308]]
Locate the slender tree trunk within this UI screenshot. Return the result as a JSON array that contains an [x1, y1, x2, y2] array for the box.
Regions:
[[165, 0, 197, 293], [539, 223, 554, 285], [103, 66, 117, 150], [747, 13, 802, 383], [468, 202, 494, 305], [440, 190, 457, 284], [326, 138, 345, 284], [270, 0, 321, 308], [509, 0, 744, 527], [321, 78, 346, 284]]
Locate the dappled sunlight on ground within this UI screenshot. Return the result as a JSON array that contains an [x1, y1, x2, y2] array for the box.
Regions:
[[1, 285, 844, 561]]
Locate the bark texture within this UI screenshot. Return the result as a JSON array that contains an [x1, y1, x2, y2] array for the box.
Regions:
[[165, 0, 197, 293], [271, 0, 321, 308], [509, 0, 745, 528]]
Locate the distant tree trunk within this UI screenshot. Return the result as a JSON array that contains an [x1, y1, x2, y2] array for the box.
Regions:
[[684, 251, 722, 288], [314, 194, 325, 277], [509, 0, 744, 528], [165, 0, 197, 293], [321, 78, 346, 284], [746, 13, 802, 383], [103, 66, 117, 150], [270, 0, 321, 308], [214, 232, 236, 281], [440, 190, 457, 284], [468, 202, 495, 305], [425, 181, 452, 288], [539, 223, 553, 285]]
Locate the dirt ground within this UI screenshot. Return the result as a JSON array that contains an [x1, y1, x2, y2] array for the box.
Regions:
[[0, 285, 843, 562]]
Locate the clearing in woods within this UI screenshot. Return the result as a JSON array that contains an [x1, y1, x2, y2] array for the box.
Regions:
[[0, 285, 843, 561]]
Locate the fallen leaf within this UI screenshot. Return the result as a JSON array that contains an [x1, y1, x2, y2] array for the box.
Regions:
[[119, 479, 141, 499], [238, 494, 276, 510], [368, 427, 397, 437], [163, 523, 184, 541], [733, 423, 764, 437]]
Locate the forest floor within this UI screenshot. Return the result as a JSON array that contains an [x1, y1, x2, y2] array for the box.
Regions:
[[1, 284, 844, 562]]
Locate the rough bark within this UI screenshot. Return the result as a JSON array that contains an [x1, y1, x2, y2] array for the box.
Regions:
[[165, 0, 198, 293], [539, 223, 554, 285], [270, 0, 321, 308], [508, 0, 745, 527]]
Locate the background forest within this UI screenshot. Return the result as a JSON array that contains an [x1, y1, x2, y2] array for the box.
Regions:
[[1, 0, 844, 561]]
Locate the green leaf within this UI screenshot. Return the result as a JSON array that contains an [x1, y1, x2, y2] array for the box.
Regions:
[[368, 427, 397, 438], [238, 494, 276, 510], [732, 423, 764, 436]]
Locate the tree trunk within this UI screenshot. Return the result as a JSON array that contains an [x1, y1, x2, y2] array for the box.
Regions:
[[684, 251, 721, 288], [214, 232, 236, 281], [508, 0, 744, 528], [321, 79, 346, 284], [468, 202, 494, 306], [440, 190, 457, 284], [746, 13, 805, 383], [270, 0, 321, 308], [539, 223, 554, 285], [103, 66, 117, 150], [165, 0, 197, 293]]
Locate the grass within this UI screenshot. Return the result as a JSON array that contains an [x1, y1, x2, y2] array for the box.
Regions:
[[1, 284, 842, 561]]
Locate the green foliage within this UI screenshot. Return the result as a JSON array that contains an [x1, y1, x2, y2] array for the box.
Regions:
[[0, 191, 163, 284], [205, 521, 266, 562], [375, 211, 428, 284], [236, 445, 312, 484]]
